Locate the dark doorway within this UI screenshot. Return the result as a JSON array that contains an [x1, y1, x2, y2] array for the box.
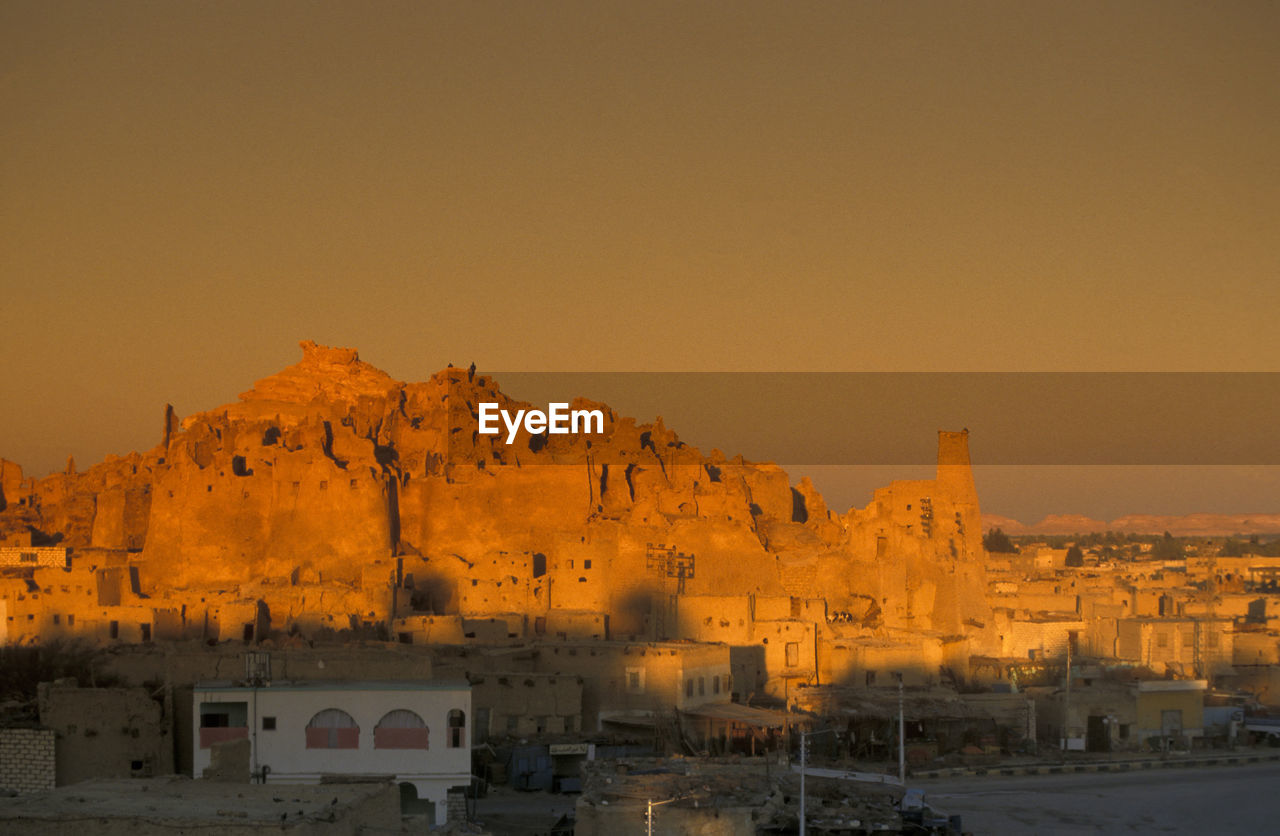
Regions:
[[1087, 715, 1111, 752], [398, 782, 432, 816]]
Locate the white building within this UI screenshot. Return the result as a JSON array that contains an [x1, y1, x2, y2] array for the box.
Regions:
[[193, 680, 471, 825]]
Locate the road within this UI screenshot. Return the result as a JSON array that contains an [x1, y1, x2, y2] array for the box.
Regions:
[[916, 761, 1280, 834]]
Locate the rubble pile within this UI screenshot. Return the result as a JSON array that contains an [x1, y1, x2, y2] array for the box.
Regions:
[[756, 777, 901, 833], [577, 757, 902, 835]]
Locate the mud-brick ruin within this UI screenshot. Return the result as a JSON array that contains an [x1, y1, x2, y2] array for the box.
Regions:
[[0, 341, 994, 697], [9, 341, 1274, 781]]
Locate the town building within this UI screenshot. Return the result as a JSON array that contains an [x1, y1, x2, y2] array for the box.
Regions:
[[193, 680, 470, 825]]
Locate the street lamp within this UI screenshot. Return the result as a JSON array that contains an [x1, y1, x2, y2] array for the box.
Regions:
[[645, 793, 700, 836]]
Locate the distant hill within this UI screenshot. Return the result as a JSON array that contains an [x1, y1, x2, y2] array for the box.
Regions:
[[983, 511, 1280, 537]]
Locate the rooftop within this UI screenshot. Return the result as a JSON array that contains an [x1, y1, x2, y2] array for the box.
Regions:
[[193, 679, 470, 692]]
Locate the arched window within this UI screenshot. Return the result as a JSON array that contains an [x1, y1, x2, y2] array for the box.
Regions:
[[305, 708, 359, 749], [448, 709, 466, 748], [375, 709, 429, 749]]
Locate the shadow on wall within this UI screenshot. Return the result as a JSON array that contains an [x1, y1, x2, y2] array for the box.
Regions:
[[386, 476, 401, 550], [407, 572, 456, 614], [0, 640, 122, 701], [823, 662, 941, 692], [729, 645, 766, 700], [615, 590, 653, 639], [398, 782, 433, 817], [30, 526, 64, 546]]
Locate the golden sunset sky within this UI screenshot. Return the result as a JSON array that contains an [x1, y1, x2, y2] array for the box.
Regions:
[[2, 1, 1277, 520]]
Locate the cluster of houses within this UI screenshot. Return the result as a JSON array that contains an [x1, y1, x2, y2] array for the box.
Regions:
[[7, 526, 1280, 825]]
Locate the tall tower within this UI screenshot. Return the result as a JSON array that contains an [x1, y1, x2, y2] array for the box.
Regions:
[[933, 429, 990, 641], [936, 429, 978, 507]]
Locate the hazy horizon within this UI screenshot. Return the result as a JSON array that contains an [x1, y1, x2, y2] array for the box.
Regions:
[[3, 2, 1277, 520], [6, 351, 1280, 523]]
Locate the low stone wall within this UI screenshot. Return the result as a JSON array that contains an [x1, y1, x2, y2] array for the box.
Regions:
[[913, 749, 1280, 780]]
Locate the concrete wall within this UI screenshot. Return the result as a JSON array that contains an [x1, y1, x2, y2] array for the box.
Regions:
[[820, 635, 943, 689], [392, 614, 467, 644], [1114, 619, 1233, 674], [544, 609, 609, 640], [1000, 618, 1087, 660], [1037, 682, 1138, 750], [1136, 682, 1206, 742], [0, 729, 55, 794], [673, 595, 752, 644], [531, 642, 731, 730], [755, 619, 817, 697], [470, 673, 583, 739], [37, 683, 174, 785], [1233, 631, 1280, 666]]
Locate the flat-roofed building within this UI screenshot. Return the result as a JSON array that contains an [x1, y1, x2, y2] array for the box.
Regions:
[[193, 679, 470, 825]]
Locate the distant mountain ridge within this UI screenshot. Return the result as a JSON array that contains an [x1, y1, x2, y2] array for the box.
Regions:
[[982, 511, 1280, 537]]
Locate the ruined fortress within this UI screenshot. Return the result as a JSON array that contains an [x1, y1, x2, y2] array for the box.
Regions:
[[0, 341, 994, 699], [8, 339, 1280, 788]]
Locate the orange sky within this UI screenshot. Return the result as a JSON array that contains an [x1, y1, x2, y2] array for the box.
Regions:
[[2, 1, 1277, 519]]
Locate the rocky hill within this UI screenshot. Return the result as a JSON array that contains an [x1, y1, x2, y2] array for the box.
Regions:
[[1, 341, 992, 640]]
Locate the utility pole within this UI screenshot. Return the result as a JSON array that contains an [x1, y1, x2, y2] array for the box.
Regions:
[[798, 728, 837, 836], [799, 731, 807, 836], [1193, 619, 1202, 679], [898, 678, 905, 784], [1062, 636, 1072, 751]]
